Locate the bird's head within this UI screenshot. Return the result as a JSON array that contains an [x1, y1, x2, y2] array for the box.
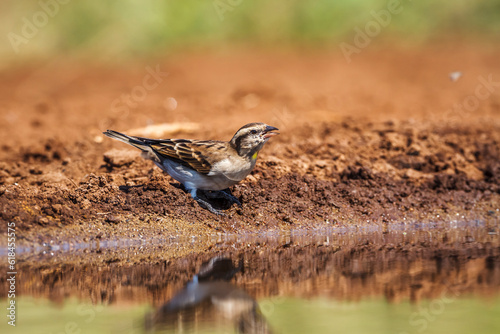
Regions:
[[230, 123, 279, 159]]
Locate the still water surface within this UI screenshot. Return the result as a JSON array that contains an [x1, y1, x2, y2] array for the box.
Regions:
[[1, 222, 499, 333]]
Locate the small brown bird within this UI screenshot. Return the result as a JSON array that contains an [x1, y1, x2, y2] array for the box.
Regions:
[[103, 123, 279, 215]]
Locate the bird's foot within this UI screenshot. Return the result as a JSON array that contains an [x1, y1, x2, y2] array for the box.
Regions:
[[194, 196, 226, 216], [205, 189, 242, 207]]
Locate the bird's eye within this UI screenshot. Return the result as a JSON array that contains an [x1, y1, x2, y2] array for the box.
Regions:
[[250, 129, 257, 134]]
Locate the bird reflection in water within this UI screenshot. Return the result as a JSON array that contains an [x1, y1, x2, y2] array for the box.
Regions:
[[146, 256, 272, 333]]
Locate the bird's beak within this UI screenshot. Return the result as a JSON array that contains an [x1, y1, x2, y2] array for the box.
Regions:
[[263, 125, 279, 139]]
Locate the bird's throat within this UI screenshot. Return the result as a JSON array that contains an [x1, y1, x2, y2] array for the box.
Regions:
[[251, 152, 258, 160]]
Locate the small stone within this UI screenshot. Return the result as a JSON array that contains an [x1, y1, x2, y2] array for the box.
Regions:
[[41, 171, 67, 183], [406, 143, 421, 156], [242, 93, 260, 109], [457, 164, 483, 181], [404, 168, 432, 179], [29, 166, 43, 175], [449, 71, 462, 82], [51, 204, 62, 214], [372, 161, 398, 176], [444, 167, 456, 175], [383, 132, 407, 150], [105, 215, 120, 224], [163, 97, 178, 111], [315, 160, 328, 168], [81, 199, 91, 210], [245, 175, 258, 183]]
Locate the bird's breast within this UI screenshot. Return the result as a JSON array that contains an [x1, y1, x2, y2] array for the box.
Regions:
[[209, 157, 256, 182]]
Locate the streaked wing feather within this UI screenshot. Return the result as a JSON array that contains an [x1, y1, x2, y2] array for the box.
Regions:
[[150, 140, 213, 174]]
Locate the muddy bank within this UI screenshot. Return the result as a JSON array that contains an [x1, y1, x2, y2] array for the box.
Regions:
[[1, 120, 499, 243], [0, 46, 499, 243]]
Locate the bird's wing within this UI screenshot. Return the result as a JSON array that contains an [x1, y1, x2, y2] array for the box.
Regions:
[[148, 139, 228, 175]]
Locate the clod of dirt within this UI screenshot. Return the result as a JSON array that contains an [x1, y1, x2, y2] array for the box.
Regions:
[[105, 215, 121, 224], [103, 149, 140, 168]]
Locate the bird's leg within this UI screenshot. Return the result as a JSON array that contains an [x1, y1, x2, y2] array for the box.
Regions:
[[190, 188, 225, 216], [205, 189, 242, 207]]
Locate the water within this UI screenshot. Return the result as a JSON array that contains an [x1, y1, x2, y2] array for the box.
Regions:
[[1, 222, 499, 333]]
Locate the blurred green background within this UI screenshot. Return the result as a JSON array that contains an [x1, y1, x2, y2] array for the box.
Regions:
[[2, 296, 500, 334], [1, 0, 499, 60]]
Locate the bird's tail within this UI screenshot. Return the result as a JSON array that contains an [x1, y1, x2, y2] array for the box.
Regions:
[[103, 130, 151, 152]]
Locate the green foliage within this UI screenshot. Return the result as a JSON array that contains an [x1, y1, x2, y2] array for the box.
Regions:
[[266, 297, 500, 334], [1, 0, 499, 59], [2, 296, 500, 334]]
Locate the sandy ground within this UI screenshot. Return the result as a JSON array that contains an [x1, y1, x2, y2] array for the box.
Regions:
[[0, 44, 499, 245]]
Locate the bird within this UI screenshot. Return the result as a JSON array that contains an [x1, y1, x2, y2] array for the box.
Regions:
[[103, 123, 279, 215]]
